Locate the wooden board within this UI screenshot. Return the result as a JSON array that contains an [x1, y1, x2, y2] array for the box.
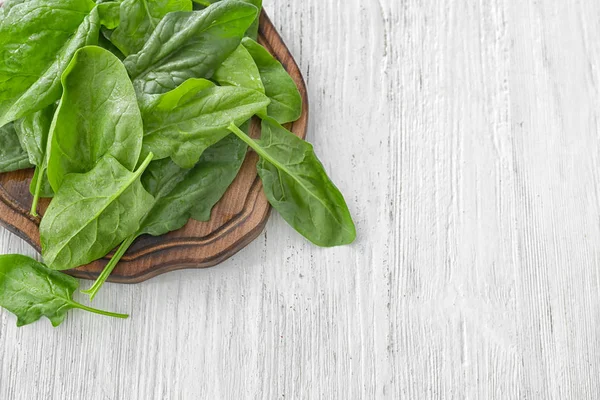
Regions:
[[0, 11, 308, 283]]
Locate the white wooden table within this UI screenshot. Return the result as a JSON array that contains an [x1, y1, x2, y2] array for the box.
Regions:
[[3, 0, 600, 398]]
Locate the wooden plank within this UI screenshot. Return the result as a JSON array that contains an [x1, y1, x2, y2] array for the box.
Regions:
[[2, 0, 600, 398]]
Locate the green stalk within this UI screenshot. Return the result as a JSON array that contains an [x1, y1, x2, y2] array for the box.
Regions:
[[30, 166, 44, 217], [81, 234, 138, 301], [69, 301, 129, 319]]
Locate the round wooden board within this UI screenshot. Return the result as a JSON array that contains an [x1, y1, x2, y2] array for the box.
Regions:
[[0, 11, 308, 283]]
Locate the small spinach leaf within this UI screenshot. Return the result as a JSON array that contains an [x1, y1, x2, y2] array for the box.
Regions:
[[14, 106, 54, 167], [142, 79, 269, 168], [191, 0, 260, 38], [45, 46, 144, 192], [213, 44, 265, 94], [0, 123, 32, 173], [14, 106, 56, 214], [228, 118, 356, 247], [242, 37, 302, 124], [123, 0, 258, 106], [83, 133, 247, 300], [110, 0, 192, 56], [0, 254, 127, 327], [0, 0, 100, 126], [40, 153, 154, 271], [97, 1, 121, 29]]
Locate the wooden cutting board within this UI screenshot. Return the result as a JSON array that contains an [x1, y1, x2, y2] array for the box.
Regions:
[[0, 11, 308, 283]]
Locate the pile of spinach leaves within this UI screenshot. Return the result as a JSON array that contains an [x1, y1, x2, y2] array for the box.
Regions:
[[0, 0, 356, 326]]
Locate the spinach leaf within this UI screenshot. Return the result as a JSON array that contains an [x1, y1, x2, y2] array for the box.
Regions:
[[14, 106, 56, 214], [213, 44, 265, 94], [228, 118, 356, 247], [123, 0, 258, 106], [110, 0, 192, 56], [0, 123, 32, 173], [97, 1, 121, 29], [14, 106, 54, 167], [190, 0, 260, 38], [83, 133, 247, 299], [142, 79, 269, 168], [242, 37, 302, 124], [40, 153, 154, 271], [0, 254, 127, 327], [45, 46, 144, 192], [0, 0, 100, 127]]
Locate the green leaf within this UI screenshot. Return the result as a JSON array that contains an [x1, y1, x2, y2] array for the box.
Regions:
[[40, 153, 154, 271], [142, 79, 269, 168], [242, 37, 302, 124], [147, 132, 248, 228], [228, 118, 356, 247], [213, 44, 265, 94], [0, 255, 127, 327], [0, 0, 100, 127], [14, 106, 56, 214], [123, 0, 258, 105], [46, 46, 144, 192], [97, 1, 121, 29], [110, 0, 193, 56], [83, 133, 247, 300], [0, 123, 32, 173], [14, 107, 54, 167], [191, 0, 260, 38]]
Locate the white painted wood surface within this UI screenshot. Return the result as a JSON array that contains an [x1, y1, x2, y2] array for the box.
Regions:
[[2, 0, 600, 398]]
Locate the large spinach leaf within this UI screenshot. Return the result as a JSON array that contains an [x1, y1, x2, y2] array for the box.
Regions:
[[142, 78, 269, 168], [242, 37, 302, 124], [228, 118, 356, 247], [123, 0, 258, 106], [45, 46, 144, 192], [83, 134, 247, 299], [0, 123, 32, 173], [0, 254, 127, 327], [0, 0, 100, 127], [110, 0, 192, 56], [40, 153, 154, 271]]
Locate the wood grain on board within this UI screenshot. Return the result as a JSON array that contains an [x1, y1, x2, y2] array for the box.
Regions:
[[0, 11, 309, 283]]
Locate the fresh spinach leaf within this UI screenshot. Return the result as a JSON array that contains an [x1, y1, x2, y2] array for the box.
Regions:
[[0, 0, 100, 127], [228, 118, 356, 247], [0, 254, 127, 327], [123, 0, 258, 106], [0, 123, 32, 173], [97, 1, 121, 29], [45, 46, 144, 192], [242, 37, 302, 124], [40, 153, 154, 271], [213, 44, 265, 94], [142, 79, 269, 168], [83, 133, 247, 299], [14, 106, 56, 214], [14, 106, 54, 167], [110, 0, 192, 56], [191, 0, 260, 38]]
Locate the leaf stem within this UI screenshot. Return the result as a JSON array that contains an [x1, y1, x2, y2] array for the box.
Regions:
[[70, 301, 129, 319], [82, 233, 138, 301], [30, 166, 44, 217], [228, 122, 263, 153]]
